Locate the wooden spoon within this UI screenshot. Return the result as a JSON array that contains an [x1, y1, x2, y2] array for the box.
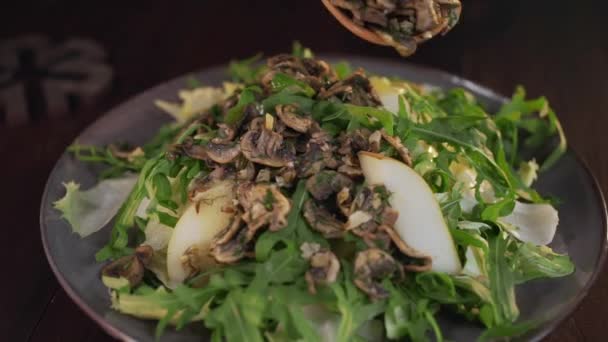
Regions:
[[321, 0, 389, 46]]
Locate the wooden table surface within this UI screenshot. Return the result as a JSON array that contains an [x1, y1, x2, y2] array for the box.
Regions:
[[1, 0, 607, 341]]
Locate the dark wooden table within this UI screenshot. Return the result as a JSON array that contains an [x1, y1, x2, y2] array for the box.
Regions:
[[1, 0, 607, 340]]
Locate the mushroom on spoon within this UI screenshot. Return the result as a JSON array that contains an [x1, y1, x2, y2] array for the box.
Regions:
[[322, 0, 462, 57]]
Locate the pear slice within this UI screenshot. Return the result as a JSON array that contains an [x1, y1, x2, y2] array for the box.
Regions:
[[359, 151, 462, 274], [370, 76, 405, 114], [166, 180, 235, 285]]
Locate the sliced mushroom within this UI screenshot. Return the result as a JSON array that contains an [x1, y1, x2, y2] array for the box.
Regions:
[[205, 142, 241, 164], [212, 123, 236, 144], [238, 183, 291, 233], [378, 224, 433, 272], [101, 245, 153, 287], [381, 130, 412, 166], [275, 104, 314, 133], [212, 213, 243, 246], [236, 158, 256, 181], [338, 129, 371, 156], [275, 166, 297, 188], [189, 168, 231, 201], [180, 138, 207, 160], [240, 127, 296, 167], [306, 170, 354, 201], [211, 226, 252, 264], [362, 230, 393, 251], [302, 199, 345, 239], [297, 132, 339, 177], [344, 185, 389, 236], [319, 71, 382, 107], [178, 138, 241, 164], [305, 250, 341, 294], [255, 168, 272, 183], [368, 130, 382, 152], [343, 189, 396, 250], [337, 154, 363, 178], [336, 187, 352, 216], [263, 54, 337, 91], [337, 164, 363, 177], [353, 248, 403, 299]]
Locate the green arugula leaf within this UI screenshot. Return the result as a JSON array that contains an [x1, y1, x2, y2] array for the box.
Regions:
[[225, 86, 262, 125], [344, 104, 395, 135], [262, 91, 316, 113], [331, 263, 387, 342], [205, 288, 266, 342], [510, 243, 575, 284], [292, 41, 314, 58], [254, 248, 307, 285], [333, 61, 353, 79], [481, 194, 516, 221], [269, 72, 316, 97], [486, 232, 519, 325], [496, 86, 566, 171], [384, 281, 443, 342], [255, 180, 309, 261], [228, 53, 266, 83]]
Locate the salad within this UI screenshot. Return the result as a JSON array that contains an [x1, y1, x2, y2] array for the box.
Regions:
[[55, 44, 574, 341]]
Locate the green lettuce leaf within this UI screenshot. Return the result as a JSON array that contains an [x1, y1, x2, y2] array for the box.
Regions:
[[54, 175, 138, 238]]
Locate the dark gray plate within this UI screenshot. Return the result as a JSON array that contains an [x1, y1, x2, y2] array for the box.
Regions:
[[40, 56, 608, 341]]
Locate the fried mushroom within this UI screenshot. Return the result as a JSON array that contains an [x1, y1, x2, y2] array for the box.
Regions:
[[101, 245, 153, 287], [238, 183, 291, 233], [275, 166, 297, 188], [275, 104, 314, 133], [379, 225, 432, 272], [302, 199, 345, 239], [210, 213, 256, 264], [381, 130, 412, 166], [179, 139, 240, 164], [297, 132, 339, 177], [306, 170, 354, 201], [304, 249, 341, 294], [211, 226, 252, 264], [353, 248, 403, 299], [318, 71, 382, 107], [204, 142, 241, 164], [212, 123, 236, 144], [240, 127, 296, 167]]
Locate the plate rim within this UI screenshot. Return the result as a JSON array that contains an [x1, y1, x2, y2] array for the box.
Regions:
[[39, 56, 608, 341]]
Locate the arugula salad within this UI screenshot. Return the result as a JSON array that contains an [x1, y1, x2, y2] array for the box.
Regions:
[[55, 44, 575, 341]]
